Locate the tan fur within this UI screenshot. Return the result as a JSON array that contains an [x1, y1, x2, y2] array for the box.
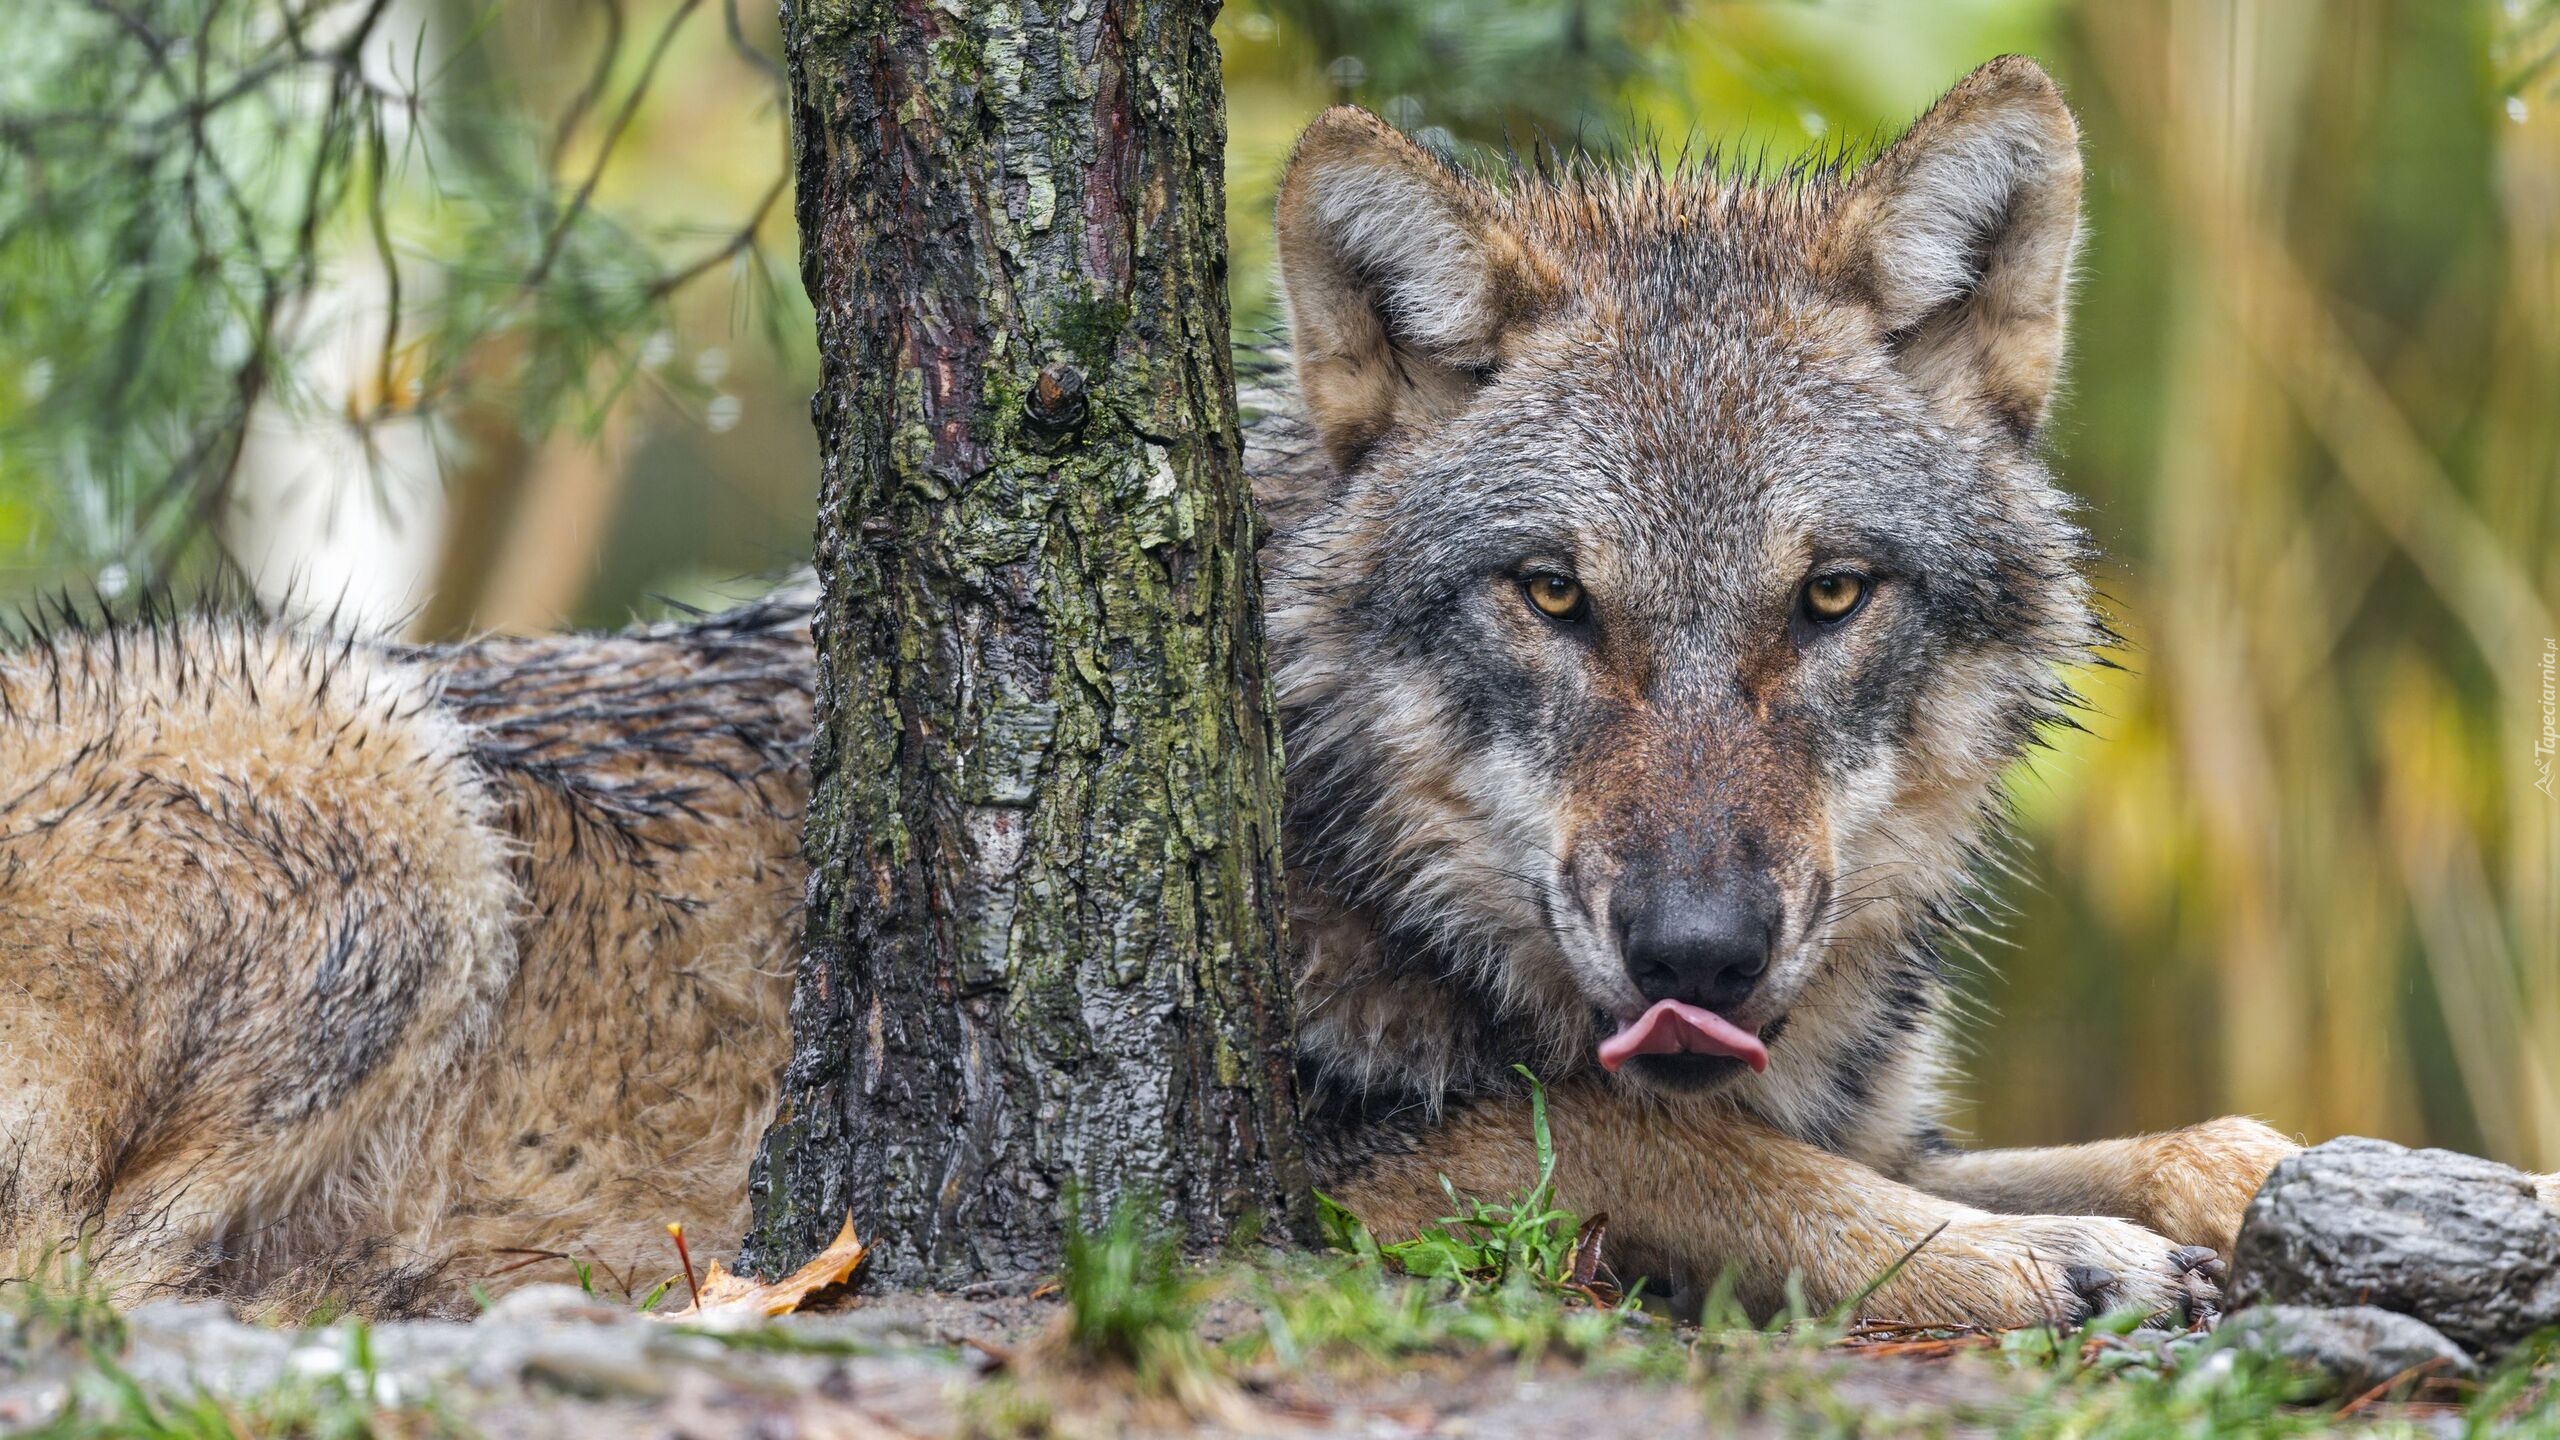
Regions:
[[9, 59, 2550, 1332], [384, 628, 804, 1304], [0, 626, 516, 1299], [1276, 107, 1562, 468], [1898, 1117, 2304, 1257], [0, 613, 805, 1313], [4, 604, 2535, 1326], [1332, 1081, 2226, 1326]]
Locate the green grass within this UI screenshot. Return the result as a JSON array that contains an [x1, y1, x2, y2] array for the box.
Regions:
[[7, 1175, 2554, 1436], [5, 1248, 127, 1356], [1951, 1332, 2546, 1439], [1315, 1066, 1592, 1298], [18, 1323, 461, 1440], [1059, 1189, 1203, 1370], [1242, 1250, 1686, 1378], [1041, 1078, 2560, 1433], [1056, 1184, 1244, 1417], [3, 1255, 459, 1439]]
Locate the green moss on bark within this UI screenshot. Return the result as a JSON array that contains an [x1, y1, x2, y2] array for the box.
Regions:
[[744, 0, 1305, 1287]]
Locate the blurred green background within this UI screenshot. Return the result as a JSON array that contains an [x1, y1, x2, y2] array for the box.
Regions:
[[2, 2, 2553, 1171]]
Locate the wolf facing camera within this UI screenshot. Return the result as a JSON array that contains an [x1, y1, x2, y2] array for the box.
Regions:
[[6, 57, 2548, 1322]]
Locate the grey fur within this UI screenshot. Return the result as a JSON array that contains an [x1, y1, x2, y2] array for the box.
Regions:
[[1267, 100, 2100, 1180]]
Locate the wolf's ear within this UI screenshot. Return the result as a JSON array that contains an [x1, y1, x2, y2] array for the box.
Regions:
[[1816, 57, 2083, 440], [1276, 108, 1558, 469]]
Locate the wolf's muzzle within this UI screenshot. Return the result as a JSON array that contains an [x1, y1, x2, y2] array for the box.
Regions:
[[1615, 875, 1778, 1015]]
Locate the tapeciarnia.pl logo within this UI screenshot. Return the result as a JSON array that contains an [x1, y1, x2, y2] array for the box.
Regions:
[[2537, 637, 2556, 799]]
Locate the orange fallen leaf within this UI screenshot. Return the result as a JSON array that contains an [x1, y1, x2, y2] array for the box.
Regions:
[[657, 1214, 869, 1320]]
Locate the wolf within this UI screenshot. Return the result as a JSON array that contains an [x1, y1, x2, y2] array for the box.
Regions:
[[2, 57, 2547, 1322], [1260, 55, 2556, 1326]]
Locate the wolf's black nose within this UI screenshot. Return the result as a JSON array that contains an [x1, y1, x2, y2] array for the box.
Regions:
[[1618, 883, 1776, 1013]]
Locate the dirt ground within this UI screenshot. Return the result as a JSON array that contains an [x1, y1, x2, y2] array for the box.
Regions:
[[2, 1282, 2507, 1439]]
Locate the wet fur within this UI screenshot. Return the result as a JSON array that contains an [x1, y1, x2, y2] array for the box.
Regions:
[[1262, 58, 2546, 1327], [2, 60, 2548, 1324], [0, 594, 808, 1313]]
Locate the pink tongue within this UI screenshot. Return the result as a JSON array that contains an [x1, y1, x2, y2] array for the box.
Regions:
[[1597, 999, 1769, 1074]]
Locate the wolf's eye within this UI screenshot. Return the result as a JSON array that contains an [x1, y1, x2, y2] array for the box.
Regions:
[[1801, 572, 1869, 625], [1523, 573, 1588, 622]]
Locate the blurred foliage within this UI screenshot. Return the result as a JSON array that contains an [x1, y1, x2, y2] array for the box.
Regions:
[[0, 0, 2552, 1168], [0, 0, 808, 630], [1247, 0, 1684, 145]]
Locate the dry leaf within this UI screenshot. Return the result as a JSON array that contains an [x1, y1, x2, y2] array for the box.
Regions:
[[1562, 1210, 1622, 1307], [660, 1214, 869, 1320]]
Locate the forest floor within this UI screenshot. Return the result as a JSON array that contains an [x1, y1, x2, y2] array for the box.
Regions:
[[1, 1243, 2548, 1439], [5, 1102, 2548, 1437]]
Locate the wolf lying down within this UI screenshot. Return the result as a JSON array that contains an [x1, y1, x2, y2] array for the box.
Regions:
[[2, 58, 2547, 1323]]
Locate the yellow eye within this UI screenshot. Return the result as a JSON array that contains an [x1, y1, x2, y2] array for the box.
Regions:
[[1802, 572, 1869, 624], [1523, 573, 1587, 621]]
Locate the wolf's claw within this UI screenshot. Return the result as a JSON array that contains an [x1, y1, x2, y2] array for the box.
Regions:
[[2062, 1265, 2118, 1305]]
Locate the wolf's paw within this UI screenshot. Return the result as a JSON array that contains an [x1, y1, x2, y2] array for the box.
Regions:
[[1881, 1215, 2222, 1331], [2137, 1116, 2298, 1256]]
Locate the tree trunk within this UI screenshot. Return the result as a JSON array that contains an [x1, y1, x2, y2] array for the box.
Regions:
[[742, 0, 1306, 1287]]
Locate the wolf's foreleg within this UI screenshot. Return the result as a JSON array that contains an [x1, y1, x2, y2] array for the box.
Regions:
[[1905, 1126, 2560, 1258], [1894, 1118, 2301, 1258], [1324, 1080, 2221, 1329]]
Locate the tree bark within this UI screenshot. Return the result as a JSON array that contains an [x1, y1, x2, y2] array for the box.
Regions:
[[742, 0, 1306, 1287]]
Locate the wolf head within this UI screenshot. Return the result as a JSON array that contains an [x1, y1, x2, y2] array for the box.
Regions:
[[1264, 58, 2100, 1101]]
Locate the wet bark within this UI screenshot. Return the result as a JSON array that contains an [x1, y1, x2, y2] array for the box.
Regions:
[[742, 0, 1306, 1286]]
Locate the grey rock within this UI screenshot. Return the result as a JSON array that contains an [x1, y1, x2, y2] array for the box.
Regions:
[[0, 1377, 71, 1432], [2218, 1305, 2478, 1397], [2228, 1136, 2560, 1357], [117, 1299, 294, 1395], [512, 1335, 674, 1401], [119, 1297, 241, 1337], [0, 1291, 1017, 1439], [478, 1283, 625, 1325], [363, 1315, 478, 1375]]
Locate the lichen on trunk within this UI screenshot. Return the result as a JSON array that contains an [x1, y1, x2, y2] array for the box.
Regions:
[[743, 0, 1306, 1287]]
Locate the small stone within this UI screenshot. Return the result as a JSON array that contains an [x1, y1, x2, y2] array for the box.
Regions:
[[121, 1297, 238, 1330], [0, 1379, 70, 1430], [2228, 1136, 2560, 1357], [363, 1316, 476, 1376], [117, 1300, 294, 1396], [478, 1283, 628, 1325], [2218, 1305, 2477, 1398], [516, 1342, 673, 1402]]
